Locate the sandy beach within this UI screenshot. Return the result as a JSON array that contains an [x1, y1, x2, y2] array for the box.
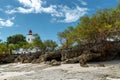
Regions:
[[0, 60, 120, 80]]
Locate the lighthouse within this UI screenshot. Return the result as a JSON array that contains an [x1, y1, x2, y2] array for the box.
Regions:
[[26, 30, 34, 43]]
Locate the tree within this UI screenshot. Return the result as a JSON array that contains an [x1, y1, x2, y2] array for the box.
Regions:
[[22, 42, 32, 49], [117, 2, 120, 10], [8, 44, 15, 54], [57, 2, 120, 49], [44, 40, 58, 51], [57, 26, 74, 48], [0, 43, 9, 54], [32, 34, 45, 50], [7, 34, 26, 44]]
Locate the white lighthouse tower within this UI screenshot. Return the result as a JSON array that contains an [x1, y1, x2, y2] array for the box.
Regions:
[[26, 30, 34, 43]]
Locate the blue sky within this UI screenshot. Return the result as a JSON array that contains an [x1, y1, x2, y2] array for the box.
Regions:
[[0, 0, 119, 43]]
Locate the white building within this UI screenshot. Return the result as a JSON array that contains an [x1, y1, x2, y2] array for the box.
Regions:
[[26, 30, 34, 43]]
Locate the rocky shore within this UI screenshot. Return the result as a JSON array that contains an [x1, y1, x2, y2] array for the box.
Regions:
[[0, 41, 120, 80], [0, 41, 120, 67]]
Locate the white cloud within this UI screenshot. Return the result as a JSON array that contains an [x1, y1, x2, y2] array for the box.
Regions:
[[6, 0, 42, 14], [55, 6, 88, 23], [41, 5, 57, 14], [6, 0, 88, 23], [17, 7, 34, 13], [78, 0, 87, 6], [19, 0, 42, 12], [0, 17, 15, 27]]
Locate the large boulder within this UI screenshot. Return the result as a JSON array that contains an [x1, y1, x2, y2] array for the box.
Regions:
[[61, 46, 84, 61], [14, 51, 43, 63], [42, 51, 61, 61], [0, 54, 18, 64]]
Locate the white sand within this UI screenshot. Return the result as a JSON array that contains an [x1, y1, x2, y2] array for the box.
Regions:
[[0, 60, 120, 80]]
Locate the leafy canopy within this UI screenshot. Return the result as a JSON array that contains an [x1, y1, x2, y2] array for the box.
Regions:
[[57, 3, 120, 48]]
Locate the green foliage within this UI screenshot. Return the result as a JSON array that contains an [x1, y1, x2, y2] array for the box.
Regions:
[[0, 43, 9, 54], [7, 34, 26, 44], [6, 34, 30, 53], [117, 2, 120, 10], [58, 3, 120, 48], [32, 34, 45, 50], [44, 40, 58, 51], [22, 42, 32, 49], [8, 44, 15, 50], [57, 26, 74, 48]]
